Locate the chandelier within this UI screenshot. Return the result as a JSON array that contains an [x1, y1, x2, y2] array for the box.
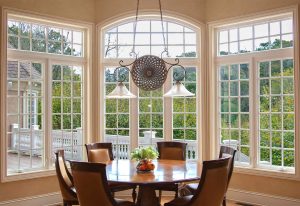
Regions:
[[106, 0, 195, 99]]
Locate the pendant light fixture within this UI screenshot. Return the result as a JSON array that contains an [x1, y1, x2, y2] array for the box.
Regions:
[[106, 0, 194, 98]]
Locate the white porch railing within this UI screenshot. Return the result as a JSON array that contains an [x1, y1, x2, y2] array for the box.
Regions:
[[105, 132, 198, 160], [10, 124, 83, 160]]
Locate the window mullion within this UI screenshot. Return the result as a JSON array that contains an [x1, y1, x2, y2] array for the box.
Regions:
[[45, 59, 51, 169], [251, 56, 258, 169]]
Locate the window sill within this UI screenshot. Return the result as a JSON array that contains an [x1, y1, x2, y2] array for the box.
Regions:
[[1, 169, 56, 183], [233, 165, 299, 181]]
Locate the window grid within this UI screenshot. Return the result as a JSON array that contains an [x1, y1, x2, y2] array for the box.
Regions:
[[8, 20, 83, 56], [138, 88, 164, 144], [104, 20, 197, 58], [104, 67, 131, 136], [258, 59, 295, 169], [218, 63, 250, 164], [172, 67, 197, 141], [7, 60, 45, 173], [218, 18, 293, 56], [51, 64, 84, 161]]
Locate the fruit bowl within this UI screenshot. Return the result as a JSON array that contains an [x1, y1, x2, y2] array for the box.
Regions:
[[136, 159, 155, 173]]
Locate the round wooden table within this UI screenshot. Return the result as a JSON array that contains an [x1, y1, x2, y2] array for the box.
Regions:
[[106, 159, 202, 206]]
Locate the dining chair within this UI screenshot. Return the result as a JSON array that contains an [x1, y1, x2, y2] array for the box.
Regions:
[[85, 142, 137, 203], [179, 145, 237, 206], [70, 161, 135, 206], [164, 157, 231, 206], [156, 141, 187, 203], [54, 150, 79, 206]]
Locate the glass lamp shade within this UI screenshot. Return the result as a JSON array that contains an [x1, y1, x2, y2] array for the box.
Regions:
[[163, 81, 195, 97], [106, 82, 136, 99]]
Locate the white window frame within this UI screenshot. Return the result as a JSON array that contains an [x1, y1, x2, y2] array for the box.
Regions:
[[1, 9, 92, 182], [99, 15, 204, 161], [209, 7, 300, 180]]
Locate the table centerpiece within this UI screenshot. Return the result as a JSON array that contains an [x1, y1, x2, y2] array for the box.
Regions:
[[131, 146, 158, 172]]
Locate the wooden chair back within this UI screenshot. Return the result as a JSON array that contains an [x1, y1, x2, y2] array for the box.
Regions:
[[54, 150, 78, 204], [70, 161, 116, 206], [190, 157, 230, 206], [157, 141, 187, 160], [85, 142, 114, 162], [219, 146, 237, 189]]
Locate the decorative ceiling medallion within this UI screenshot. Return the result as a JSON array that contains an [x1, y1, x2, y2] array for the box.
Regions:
[[131, 55, 168, 91]]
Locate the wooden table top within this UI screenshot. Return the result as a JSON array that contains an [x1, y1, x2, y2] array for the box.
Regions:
[[106, 159, 202, 185]]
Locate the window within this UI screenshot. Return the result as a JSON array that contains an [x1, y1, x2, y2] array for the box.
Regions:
[[102, 18, 199, 159], [4, 13, 88, 177], [215, 13, 295, 173], [218, 18, 293, 55]]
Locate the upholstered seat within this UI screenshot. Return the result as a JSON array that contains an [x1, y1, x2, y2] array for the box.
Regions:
[[179, 146, 237, 206], [85, 142, 137, 202], [70, 161, 135, 206], [164, 157, 231, 206], [156, 141, 187, 203], [54, 150, 79, 206]]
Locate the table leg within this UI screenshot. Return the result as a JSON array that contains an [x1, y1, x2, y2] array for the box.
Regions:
[[136, 185, 160, 206]]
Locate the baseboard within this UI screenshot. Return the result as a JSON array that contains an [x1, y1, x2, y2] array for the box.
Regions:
[[0, 192, 62, 206], [227, 188, 300, 206]]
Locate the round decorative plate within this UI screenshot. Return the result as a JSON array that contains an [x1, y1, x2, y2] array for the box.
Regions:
[[131, 55, 168, 91]]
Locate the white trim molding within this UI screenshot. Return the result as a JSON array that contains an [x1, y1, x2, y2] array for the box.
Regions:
[[0, 192, 62, 206], [227, 188, 300, 206]]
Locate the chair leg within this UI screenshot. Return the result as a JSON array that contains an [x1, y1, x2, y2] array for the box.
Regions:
[[175, 189, 178, 198], [222, 197, 226, 206], [132, 186, 137, 203], [158, 190, 162, 204]]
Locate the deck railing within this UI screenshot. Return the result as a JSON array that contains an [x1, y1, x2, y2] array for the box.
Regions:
[[10, 125, 198, 160]]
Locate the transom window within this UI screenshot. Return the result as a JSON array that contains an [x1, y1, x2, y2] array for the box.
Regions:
[[8, 20, 83, 56], [104, 20, 197, 58], [218, 17, 293, 56], [102, 17, 199, 160]]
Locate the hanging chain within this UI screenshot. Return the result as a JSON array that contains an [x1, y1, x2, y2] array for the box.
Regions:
[[159, 0, 168, 53], [131, 0, 140, 56]]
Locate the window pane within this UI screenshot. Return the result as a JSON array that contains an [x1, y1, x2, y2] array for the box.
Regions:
[[218, 63, 250, 164], [258, 59, 295, 168], [7, 60, 45, 174], [51, 64, 84, 161]]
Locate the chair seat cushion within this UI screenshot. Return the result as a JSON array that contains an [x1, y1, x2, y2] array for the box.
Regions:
[[115, 198, 135, 206], [164, 195, 193, 206]]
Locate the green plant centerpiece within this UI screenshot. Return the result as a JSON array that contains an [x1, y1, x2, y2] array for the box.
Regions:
[[131, 146, 158, 172]]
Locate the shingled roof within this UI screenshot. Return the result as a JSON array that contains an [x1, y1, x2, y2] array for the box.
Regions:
[[7, 61, 41, 79]]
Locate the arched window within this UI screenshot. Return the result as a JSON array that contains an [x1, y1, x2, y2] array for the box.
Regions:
[[101, 17, 200, 160]]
